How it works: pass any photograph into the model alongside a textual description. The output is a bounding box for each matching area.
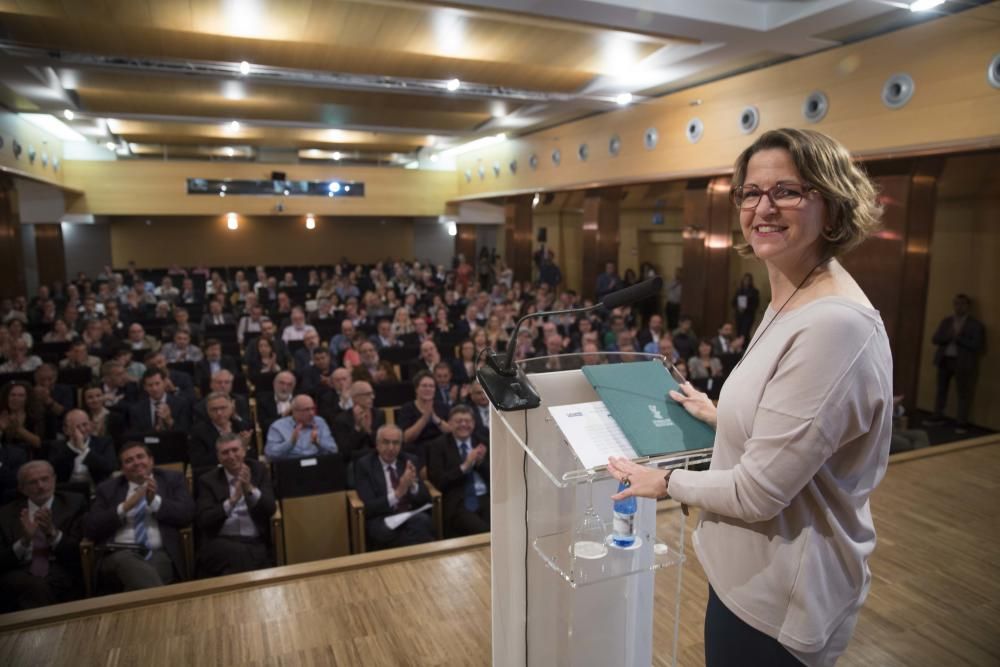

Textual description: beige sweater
[668,297,893,666]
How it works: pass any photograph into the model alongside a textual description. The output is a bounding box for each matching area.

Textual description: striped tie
[133,496,153,560]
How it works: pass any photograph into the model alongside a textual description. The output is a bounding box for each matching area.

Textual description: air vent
[686,118,703,144]
[738,106,759,134]
[882,73,915,109]
[802,91,829,123]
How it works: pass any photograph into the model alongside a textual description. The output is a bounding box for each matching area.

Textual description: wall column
[582,188,621,302]
[843,157,942,414]
[34,223,67,288]
[455,223,477,266]
[0,175,26,299]
[680,176,733,337]
[504,195,533,284]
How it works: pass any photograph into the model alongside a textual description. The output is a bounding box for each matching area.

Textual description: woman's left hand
[608,457,668,500]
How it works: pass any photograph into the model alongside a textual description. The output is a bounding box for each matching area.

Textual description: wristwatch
[660,469,673,499]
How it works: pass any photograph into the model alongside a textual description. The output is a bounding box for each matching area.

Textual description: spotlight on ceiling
[615,92,633,106]
[910,0,944,10]
[226,213,239,230]
[329,182,342,193]
[305,214,316,230]
[229,120,240,131]
[63,109,75,120]
[446,78,461,92]
[239,60,251,75]
[332,151,342,161]
[105,141,117,151]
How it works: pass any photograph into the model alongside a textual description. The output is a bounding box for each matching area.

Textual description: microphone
[476,276,663,411]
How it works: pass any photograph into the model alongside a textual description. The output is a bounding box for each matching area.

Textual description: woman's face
[461,342,475,360]
[739,148,826,268]
[699,341,712,357]
[417,378,436,400]
[8,385,27,410]
[84,388,104,412]
[257,338,273,356]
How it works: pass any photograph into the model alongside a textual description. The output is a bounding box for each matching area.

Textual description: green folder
[581,360,716,457]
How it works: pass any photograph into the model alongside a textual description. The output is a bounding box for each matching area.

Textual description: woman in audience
[7,319,32,350]
[483,314,509,350]
[249,337,283,375]
[397,371,452,466]
[452,340,478,387]
[688,338,724,380]
[392,307,415,337]
[0,381,43,450]
[471,329,490,359]
[433,307,451,335]
[42,319,76,343]
[82,384,124,447]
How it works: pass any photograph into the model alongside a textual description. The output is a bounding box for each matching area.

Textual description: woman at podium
[609,129,892,667]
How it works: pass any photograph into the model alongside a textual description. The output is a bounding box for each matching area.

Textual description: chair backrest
[127,431,189,465]
[280,490,352,564]
[34,341,71,363]
[379,345,419,365]
[0,371,35,387]
[270,453,347,498]
[58,366,94,388]
[373,382,415,408]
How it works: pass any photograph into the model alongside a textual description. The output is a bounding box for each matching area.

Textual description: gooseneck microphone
[477,276,663,411]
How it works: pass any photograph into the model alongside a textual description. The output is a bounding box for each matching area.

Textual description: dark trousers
[197,535,272,577]
[934,357,975,425]
[705,586,803,667]
[448,494,490,537]
[99,548,175,591]
[366,511,435,550]
[0,562,79,611]
[666,302,681,331]
[735,312,755,341]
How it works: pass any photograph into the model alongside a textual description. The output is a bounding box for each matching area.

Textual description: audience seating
[346,481,444,554]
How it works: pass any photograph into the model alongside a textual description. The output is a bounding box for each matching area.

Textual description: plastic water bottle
[612,481,637,548]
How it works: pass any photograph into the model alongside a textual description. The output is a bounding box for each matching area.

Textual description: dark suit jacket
[84,468,195,574]
[355,452,430,523]
[193,356,241,394]
[195,460,275,547]
[48,436,117,486]
[467,400,490,445]
[255,392,291,436]
[932,315,986,372]
[193,393,251,426]
[127,394,192,433]
[188,417,254,474]
[200,313,235,329]
[40,383,77,440]
[0,444,30,505]
[332,408,386,462]
[0,491,86,574]
[426,434,489,526]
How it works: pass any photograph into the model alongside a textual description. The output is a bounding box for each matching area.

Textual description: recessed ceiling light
[329,182,341,193]
[19,113,86,141]
[430,154,439,163]
[446,78,461,92]
[63,109,75,120]
[105,141,116,151]
[283,189,290,196]
[332,151,342,161]
[910,0,944,10]
[229,120,240,130]
[225,147,235,157]
[305,215,316,230]
[227,213,238,230]
[615,92,633,106]
[239,60,251,75]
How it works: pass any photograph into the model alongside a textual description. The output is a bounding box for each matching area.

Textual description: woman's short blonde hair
[731,128,881,258]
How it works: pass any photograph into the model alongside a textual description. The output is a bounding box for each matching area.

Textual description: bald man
[331,381,386,462]
[0,461,86,610]
[264,394,338,461]
[48,409,116,492]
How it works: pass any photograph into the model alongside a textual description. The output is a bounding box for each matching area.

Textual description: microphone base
[476,365,542,412]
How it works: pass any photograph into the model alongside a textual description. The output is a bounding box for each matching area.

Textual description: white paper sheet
[548,401,637,470]
[384,503,433,530]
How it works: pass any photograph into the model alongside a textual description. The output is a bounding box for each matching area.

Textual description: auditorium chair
[271,454,355,563]
[346,481,444,553]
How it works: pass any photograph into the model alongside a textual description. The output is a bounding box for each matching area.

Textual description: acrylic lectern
[489,353,711,667]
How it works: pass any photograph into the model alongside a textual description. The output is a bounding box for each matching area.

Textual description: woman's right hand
[668,383,717,428]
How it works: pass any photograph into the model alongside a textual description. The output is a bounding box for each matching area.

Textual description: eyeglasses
[730,182,814,210]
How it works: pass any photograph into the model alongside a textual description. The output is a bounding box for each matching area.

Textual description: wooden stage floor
[1,439,998,666]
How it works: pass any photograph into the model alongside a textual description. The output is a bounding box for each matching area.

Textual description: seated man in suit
[355,424,434,550]
[161,329,203,364]
[59,340,101,379]
[433,361,459,410]
[192,338,241,396]
[143,350,195,399]
[466,381,491,445]
[255,370,296,435]
[48,409,116,493]
[331,381,385,463]
[298,347,337,401]
[291,328,323,371]
[127,368,192,434]
[195,432,276,576]
[84,442,195,591]
[317,367,354,425]
[193,369,251,425]
[0,461,86,610]
[426,405,489,537]
[408,339,441,379]
[200,299,234,329]
[264,394,338,461]
[189,392,253,476]
[97,360,140,410]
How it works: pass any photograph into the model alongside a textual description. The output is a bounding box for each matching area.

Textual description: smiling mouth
[753,224,787,233]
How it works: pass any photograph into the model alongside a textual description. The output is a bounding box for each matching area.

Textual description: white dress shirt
[11,496,63,562]
[114,481,163,549]
[220,470,261,538]
[382,459,418,509]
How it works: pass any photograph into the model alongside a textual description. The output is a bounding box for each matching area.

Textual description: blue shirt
[265,416,338,460]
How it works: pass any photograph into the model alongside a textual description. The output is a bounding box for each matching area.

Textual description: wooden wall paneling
[0,176,26,299]
[680,179,710,334]
[455,223,477,264]
[63,160,457,217]
[33,223,66,288]
[581,188,621,302]
[702,177,734,337]
[503,195,533,284]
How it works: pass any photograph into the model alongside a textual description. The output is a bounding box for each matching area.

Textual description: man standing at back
[929,293,986,432]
